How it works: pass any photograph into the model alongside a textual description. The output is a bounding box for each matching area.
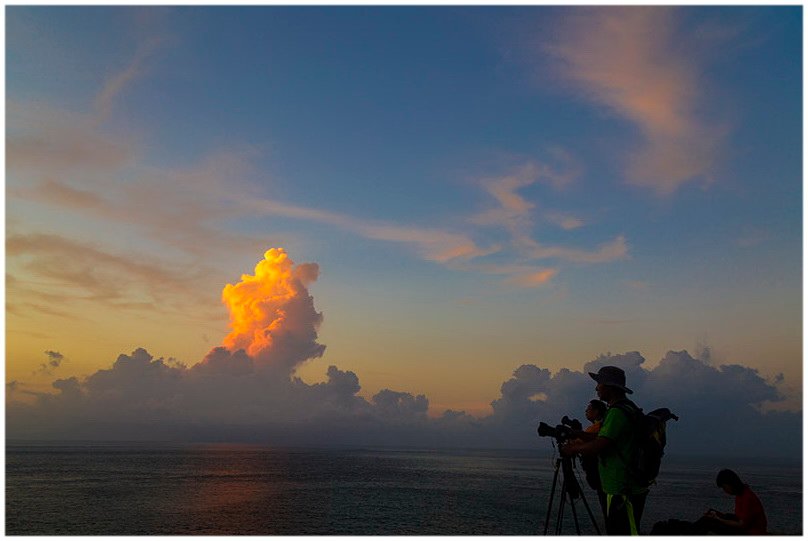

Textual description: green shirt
[597,403,645,495]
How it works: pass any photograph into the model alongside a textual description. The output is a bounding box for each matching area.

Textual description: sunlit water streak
[6,442,801,535]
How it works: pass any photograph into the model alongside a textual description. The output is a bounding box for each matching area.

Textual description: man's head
[589,365,632,403]
[586,399,607,422]
[716,469,745,495]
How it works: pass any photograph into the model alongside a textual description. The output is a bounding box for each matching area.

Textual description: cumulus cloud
[221,248,326,371]
[544,7,726,195]
[35,350,65,376]
[8,346,429,444]
[372,389,429,421]
[484,349,797,455]
[7,345,798,459]
[5,247,797,457]
[490,364,551,422]
[45,350,64,364]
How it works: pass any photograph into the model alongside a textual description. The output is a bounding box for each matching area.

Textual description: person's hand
[704,509,718,519]
[559,442,578,457]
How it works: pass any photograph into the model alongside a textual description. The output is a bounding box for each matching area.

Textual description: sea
[5,442,802,535]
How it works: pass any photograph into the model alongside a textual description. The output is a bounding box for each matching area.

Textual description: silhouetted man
[562,366,647,535]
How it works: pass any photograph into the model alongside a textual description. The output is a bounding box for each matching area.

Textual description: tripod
[542,455,602,535]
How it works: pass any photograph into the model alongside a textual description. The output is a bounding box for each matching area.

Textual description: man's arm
[561,435,612,457]
[568,430,598,442]
[704,510,744,531]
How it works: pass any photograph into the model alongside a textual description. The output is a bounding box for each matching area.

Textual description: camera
[561,415,583,431]
[537,416,583,442]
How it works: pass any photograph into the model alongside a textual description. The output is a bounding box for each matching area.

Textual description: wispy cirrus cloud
[520,234,627,264]
[246,199,498,264]
[503,269,558,287]
[471,162,627,267]
[7,30,164,174]
[7,30,624,301]
[9,99,618,297]
[472,155,583,231]
[6,101,133,174]
[8,139,277,260]
[472,163,538,229]
[94,37,164,123]
[5,233,221,321]
[735,227,771,248]
[451,261,559,289]
[544,7,725,195]
[543,211,584,231]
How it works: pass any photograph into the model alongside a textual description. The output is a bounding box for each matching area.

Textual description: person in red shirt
[696,469,768,535]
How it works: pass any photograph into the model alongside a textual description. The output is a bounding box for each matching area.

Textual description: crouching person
[693,469,768,535]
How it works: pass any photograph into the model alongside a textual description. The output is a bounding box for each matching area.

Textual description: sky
[5,6,802,458]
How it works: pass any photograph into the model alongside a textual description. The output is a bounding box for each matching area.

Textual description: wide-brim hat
[589,365,633,394]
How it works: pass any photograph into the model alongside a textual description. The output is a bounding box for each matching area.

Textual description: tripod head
[537,415,583,445]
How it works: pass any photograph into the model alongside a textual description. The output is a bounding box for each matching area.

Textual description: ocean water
[5,442,802,535]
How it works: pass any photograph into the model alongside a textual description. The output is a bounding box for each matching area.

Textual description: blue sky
[6,6,802,421]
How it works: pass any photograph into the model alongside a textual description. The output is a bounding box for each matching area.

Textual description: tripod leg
[555,476,567,535]
[567,481,582,535]
[543,460,561,535]
[577,487,602,535]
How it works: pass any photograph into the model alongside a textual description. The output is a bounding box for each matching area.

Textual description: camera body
[537,416,583,442]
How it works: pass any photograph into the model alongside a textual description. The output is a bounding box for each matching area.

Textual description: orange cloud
[504,268,558,287]
[221,248,325,370]
[472,157,581,229]
[451,261,560,288]
[543,211,585,230]
[522,234,628,264]
[471,162,622,265]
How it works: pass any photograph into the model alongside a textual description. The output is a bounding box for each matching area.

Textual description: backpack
[612,400,679,487]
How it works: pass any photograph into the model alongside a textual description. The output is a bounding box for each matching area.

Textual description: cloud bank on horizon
[7,249,798,460]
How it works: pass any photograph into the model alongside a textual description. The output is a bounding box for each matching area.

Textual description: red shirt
[585,420,602,434]
[735,485,767,535]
